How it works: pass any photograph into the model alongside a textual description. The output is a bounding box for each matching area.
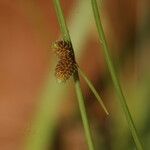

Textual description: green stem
[78,67,109,115]
[91,0,143,149]
[53,0,70,41]
[73,72,95,150]
[53,0,95,149]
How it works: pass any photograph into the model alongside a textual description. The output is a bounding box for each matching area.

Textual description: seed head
[55,59,77,83]
[52,40,74,59]
[52,40,77,82]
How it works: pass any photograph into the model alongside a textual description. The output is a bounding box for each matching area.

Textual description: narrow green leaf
[90,0,144,149]
[78,67,109,115]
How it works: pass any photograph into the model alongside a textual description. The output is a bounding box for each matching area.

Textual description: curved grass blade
[90,0,144,149]
[78,67,109,115]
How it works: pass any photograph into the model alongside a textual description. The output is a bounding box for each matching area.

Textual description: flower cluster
[52,40,77,82]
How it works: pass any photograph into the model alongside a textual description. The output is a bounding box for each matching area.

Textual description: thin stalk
[90,0,143,149]
[78,67,109,115]
[53,0,95,149]
[73,72,95,150]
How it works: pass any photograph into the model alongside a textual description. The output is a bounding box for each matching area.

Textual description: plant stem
[73,72,95,150]
[53,0,95,149]
[53,0,70,41]
[90,0,143,149]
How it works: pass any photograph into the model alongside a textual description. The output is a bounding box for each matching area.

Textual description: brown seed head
[52,40,74,59]
[55,59,77,83]
[52,40,77,82]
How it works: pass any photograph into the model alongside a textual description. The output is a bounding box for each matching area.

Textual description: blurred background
[0,0,149,150]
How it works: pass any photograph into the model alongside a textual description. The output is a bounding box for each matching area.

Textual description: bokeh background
[0,0,150,150]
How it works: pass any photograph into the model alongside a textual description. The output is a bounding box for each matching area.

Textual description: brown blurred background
[0,0,149,150]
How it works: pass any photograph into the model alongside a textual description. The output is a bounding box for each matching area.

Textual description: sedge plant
[53,0,109,149]
[24,1,96,150]
[53,0,95,149]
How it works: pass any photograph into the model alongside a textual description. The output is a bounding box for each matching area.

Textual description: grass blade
[78,67,109,115]
[90,0,144,149]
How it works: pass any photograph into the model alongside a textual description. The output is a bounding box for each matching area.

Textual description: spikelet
[52,40,74,59]
[55,59,77,83]
[52,40,77,83]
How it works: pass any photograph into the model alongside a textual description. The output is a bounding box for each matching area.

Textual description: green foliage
[90,0,143,149]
